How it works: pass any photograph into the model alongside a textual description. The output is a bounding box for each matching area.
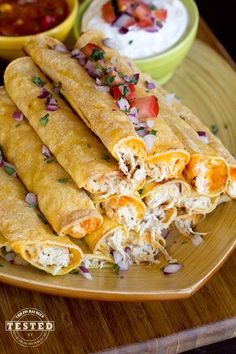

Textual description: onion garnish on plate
[163,262,183,275]
[12,110,24,121]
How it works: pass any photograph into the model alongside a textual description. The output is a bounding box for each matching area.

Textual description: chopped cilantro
[70,269,79,274]
[211,124,219,135]
[150,4,157,10]
[128,40,133,45]
[118,71,125,79]
[138,188,143,195]
[4,166,15,176]
[87,143,92,148]
[224,124,228,129]
[58,178,68,184]
[90,49,104,61]
[46,157,55,164]
[15,123,21,127]
[103,154,111,161]
[0,145,3,160]
[150,129,157,136]
[38,213,48,224]
[114,264,120,274]
[95,63,106,75]
[32,76,45,87]
[123,85,130,97]
[0,264,3,267]
[39,114,49,126]
[104,75,115,86]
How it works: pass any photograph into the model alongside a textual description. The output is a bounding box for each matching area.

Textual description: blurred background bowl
[74,0,199,85]
[0,0,78,61]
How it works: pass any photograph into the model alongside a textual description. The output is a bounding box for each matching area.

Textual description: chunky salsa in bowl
[0,0,69,37]
[0,0,78,60]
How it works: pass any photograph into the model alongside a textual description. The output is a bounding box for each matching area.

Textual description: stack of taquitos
[77,31,229,198]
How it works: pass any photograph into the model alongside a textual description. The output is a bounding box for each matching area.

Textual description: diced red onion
[103,38,116,49]
[5,252,16,262]
[146,82,156,90]
[85,60,97,77]
[46,97,59,111]
[12,110,23,121]
[96,78,102,86]
[129,107,138,118]
[112,12,132,28]
[95,85,110,93]
[119,27,129,34]
[156,21,163,28]
[106,66,116,73]
[38,87,51,99]
[137,129,148,137]
[146,26,159,33]
[197,131,209,144]
[142,134,156,152]
[192,234,203,246]
[119,258,130,271]
[124,73,139,84]
[53,85,61,94]
[25,193,37,207]
[163,262,183,275]
[53,44,68,53]
[79,266,93,280]
[113,251,123,264]
[161,228,169,239]
[117,97,130,111]
[71,49,86,66]
[124,246,131,255]
[42,145,52,158]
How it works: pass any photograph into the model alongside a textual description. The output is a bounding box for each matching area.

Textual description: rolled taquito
[23,36,147,179]
[93,194,146,230]
[0,87,103,238]
[85,217,128,257]
[75,30,190,182]
[141,179,191,210]
[4,58,145,197]
[0,167,83,275]
[158,91,236,199]
[78,31,229,197]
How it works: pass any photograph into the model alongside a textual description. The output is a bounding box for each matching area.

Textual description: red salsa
[0,0,68,36]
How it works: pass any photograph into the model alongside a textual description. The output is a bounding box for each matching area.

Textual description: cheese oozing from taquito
[158,89,236,200]
[0,87,103,238]
[23,36,147,180]
[75,30,190,182]
[93,194,146,230]
[0,167,83,275]
[4,58,146,198]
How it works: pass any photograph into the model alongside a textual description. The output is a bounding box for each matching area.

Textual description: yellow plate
[0,40,235,301]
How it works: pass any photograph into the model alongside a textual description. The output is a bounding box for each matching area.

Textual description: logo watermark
[5,308,54,347]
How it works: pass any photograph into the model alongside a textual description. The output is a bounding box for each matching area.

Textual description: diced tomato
[102,2,116,24]
[133,2,152,27]
[154,9,167,21]
[110,84,136,100]
[138,17,153,28]
[130,96,159,121]
[110,86,122,100]
[127,84,136,100]
[80,43,104,59]
[117,0,134,12]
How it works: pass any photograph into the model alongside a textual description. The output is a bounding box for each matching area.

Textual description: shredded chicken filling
[102,202,140,230]
[116,146,146,180]
[145,184,181,210]
[146,157,181,182]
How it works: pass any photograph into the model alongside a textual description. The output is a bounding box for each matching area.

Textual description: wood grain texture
[0,17,235,354]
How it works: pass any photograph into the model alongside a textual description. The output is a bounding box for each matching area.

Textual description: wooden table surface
[0,18,236,354]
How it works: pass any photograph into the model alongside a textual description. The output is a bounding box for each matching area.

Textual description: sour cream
[82,0,188,59]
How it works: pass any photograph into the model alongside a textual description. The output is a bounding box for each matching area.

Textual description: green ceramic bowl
[74,0,199,84]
